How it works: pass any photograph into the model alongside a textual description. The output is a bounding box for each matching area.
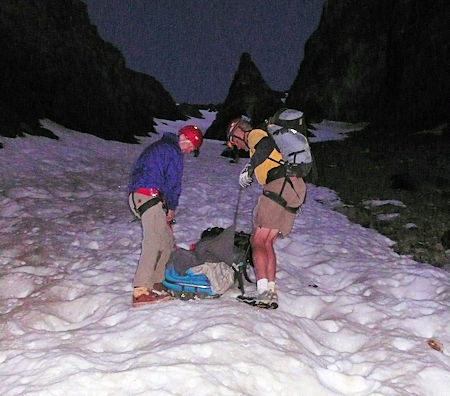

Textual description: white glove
[239,163,253,188]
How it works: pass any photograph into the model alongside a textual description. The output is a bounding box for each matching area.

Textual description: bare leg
[251,227,279,282]
[265,229,279,281]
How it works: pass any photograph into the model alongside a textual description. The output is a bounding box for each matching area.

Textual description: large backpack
[266,108,313,179]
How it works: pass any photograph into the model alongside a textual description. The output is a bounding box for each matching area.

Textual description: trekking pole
[232,186,248,295]
[232,186,243,229]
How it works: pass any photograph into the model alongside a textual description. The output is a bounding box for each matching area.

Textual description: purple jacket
[128,133,183,210]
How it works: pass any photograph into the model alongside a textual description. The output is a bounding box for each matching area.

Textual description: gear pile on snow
[163,226,253,300]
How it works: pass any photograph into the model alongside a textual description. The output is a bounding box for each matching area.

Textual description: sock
[133,286,149,298]
[257,278,268,294]
[268,281,276,291]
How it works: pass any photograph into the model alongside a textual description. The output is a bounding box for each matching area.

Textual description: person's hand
[166,209,175,224]
[239,163,253,188]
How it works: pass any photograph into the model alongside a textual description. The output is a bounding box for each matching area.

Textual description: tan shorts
[253,177,306,236]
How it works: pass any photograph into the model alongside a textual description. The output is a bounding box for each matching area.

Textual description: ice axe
[231,186,254,295]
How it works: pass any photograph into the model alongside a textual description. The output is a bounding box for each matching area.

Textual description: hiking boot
[152,282,165,292]
[255,290,271,306]
[255,290,278,309]
[236,290,278,309]
[132,287,171,307]
[268,289,278,309]
[151,282,171,298]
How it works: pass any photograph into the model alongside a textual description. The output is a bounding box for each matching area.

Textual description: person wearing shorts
[227,118,306,306]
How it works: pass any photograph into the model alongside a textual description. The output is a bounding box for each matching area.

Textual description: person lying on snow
[227,118,307,308]
[128,125,203,307]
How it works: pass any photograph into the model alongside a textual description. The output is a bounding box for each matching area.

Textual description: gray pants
[129,193,175,289]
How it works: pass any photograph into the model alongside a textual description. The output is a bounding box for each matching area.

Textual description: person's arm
[163,150,183,211]
[249,136,277,173]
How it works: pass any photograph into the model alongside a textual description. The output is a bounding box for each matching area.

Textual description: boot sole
[132,295,172,307]
[237,295,278,309]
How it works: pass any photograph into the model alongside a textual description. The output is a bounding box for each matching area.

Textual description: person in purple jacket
[128,125,203,307]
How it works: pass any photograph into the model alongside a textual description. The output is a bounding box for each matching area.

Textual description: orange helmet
[178,125,203,150]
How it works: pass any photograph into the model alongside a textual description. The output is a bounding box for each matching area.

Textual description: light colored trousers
[129,193,175,289]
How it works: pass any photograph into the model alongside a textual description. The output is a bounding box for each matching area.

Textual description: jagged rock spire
[205,52,282,140]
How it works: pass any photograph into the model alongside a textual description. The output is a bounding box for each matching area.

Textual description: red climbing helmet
[178,125,203,150]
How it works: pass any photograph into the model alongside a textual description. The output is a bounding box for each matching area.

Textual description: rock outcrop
[204,53,283,141]
[0,0,184,142]
[287,0,450,131]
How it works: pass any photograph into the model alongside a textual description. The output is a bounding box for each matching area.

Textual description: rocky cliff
[287,0,449,131]
[0,0,183,142]
[204,52,283,141]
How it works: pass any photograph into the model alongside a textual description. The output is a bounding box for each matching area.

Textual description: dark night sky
[82,0,324,104]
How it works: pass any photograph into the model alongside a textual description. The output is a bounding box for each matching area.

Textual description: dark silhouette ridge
[0,0,184,142]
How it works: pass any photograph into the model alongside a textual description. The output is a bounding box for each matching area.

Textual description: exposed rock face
[287,0,450,130]
[0,0,183,142]
[204,53,283,141]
